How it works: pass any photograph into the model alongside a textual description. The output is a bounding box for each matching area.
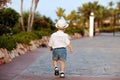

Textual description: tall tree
[108,1,114,26]
[109,1,114,9]
[78,3,88,27]
[78,2,97,27]
[56,7,65,19]
[27,0,39,32]
[116,2,120,16]
[27,0,34,32]
[95,6,106,27]
[20,0,25,32]
[0,8,20,35]
[78,1,106,27]
[65,10,76,21]
[30,0,39,31]
[117,2,120,11]
[116,2,120,26]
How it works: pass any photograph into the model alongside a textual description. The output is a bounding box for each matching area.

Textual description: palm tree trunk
[27,0,34,32]
[20,0,25,32]
[29,0,39,31]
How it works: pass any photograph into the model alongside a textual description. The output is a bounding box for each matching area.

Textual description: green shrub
[99,27,113,32]
[99,26,120,33]
[12,24,22,34]
[0,35,17,51]
[37,30,51,36]
[75,27,85,36]
[32,31,42,39]
[13,32,39,44]
[65,28,74,35]
[114,27,120,32]
[33,30,52,37]
[65,27,85,36]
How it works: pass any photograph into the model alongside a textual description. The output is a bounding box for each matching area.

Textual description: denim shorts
[52,47,67,61]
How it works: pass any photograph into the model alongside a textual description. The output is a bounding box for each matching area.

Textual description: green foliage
[33,15,55,31]
[13,32,39,44]
[32,31,42,39]
[0,30,53,51]
[0,8,20,35]
[65,10,76,20]
[21,11,29,31]
[21,11,54,32]
[99,27,113,32]
[0,25,11,35]
[115,27,120,32]
[99,26,120,32]
[12,24,22,34]
[65,27,85,36]
[75,27,85,36]
[0,8,20,27]
[33,30,50,38]
[56,7,65,19]
[0,35,17,51]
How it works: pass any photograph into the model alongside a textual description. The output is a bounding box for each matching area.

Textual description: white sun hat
[55,17,69,29]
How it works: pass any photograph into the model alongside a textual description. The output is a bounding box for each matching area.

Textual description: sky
[8,0,120,21]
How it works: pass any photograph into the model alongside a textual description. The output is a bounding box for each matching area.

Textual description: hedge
[13,32,39,45]
[65,27,85,36]
[0,30,53,51]
[0,35,17,51]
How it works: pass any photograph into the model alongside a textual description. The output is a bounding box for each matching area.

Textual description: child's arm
[49,46,53,51]
[67,44,73,53]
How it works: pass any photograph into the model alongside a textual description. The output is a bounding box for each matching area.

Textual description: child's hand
[70,48,73,54]
[68,44,73,54]
[49,47,53,51]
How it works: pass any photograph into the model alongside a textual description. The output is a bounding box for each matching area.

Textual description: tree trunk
[27,0,34,32]
[29,0,39,31]
[27,0,39,32]
[20,0,25,32]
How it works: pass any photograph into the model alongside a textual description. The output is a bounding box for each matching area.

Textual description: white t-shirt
[48,30,70,49]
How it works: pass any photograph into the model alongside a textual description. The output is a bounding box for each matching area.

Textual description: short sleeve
[48,36,53,47]
[65,35,70,46]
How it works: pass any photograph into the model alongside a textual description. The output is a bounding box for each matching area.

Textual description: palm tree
[20,0,25,32]
[95,6,107,27]
[78,1,101,27]
[65,10,76,21]
[117,2,120,11]
[109,1,114,9]
[78,1,108,28]
[29,0,39,31]
[27,0,34,32]
[78,3,89,27]
[56,7,65,19]
[27,0,39,32]
[108,1,114,26]
[116,2,120,26]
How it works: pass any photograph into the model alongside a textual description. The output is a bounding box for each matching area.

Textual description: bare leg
[60,61,65,72]
[53,60,58,67]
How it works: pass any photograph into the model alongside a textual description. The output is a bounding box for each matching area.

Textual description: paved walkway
[0,33,120,80]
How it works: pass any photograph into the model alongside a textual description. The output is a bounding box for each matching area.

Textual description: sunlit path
[0,33,120,80]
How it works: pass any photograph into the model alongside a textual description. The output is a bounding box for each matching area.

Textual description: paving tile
[1,33,120,80]
[13,74,120,80]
